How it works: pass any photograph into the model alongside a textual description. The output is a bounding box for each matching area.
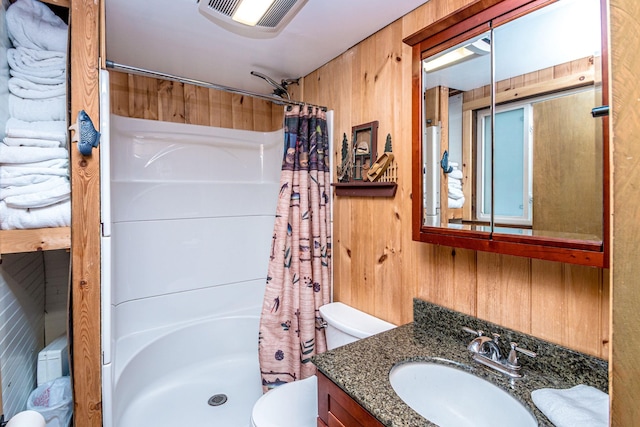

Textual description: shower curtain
[259,105,332,390]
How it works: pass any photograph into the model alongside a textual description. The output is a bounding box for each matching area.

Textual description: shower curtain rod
[105,60,327,111]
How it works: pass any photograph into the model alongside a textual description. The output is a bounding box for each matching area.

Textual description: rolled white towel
[0,171,64,188]
[0,175,67,199]
[0,199,70,230]
[10,68,65,85]
[7,47,66,78]
[2,157,68,170]
[8,77,66,99]
[5,118,67,144]
[9,94,66,122]
[531,385,609,427]
[5,181,70,208]
[3,136,62,148]
[0,143,68,164]
[6,0,68,53]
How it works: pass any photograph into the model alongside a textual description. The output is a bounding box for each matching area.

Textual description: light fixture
[232,0,276,26]
[423,38,491,73]
[198,0,308,39]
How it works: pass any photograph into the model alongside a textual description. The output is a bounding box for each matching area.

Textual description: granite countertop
[312,299,608,427]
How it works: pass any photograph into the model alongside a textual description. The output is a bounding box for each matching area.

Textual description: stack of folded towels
[447,162,465,209]
[1,0,70,230]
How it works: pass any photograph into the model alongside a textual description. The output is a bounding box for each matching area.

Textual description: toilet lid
[251,375,318,427]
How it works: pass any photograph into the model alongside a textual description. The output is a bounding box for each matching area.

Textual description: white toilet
[250,302,396,427]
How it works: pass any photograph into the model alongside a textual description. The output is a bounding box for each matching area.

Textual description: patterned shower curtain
[258,105,332,391]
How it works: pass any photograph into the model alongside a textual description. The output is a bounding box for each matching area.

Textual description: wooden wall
[610,0,640,424]
[109,71,283,131]
[290,0,609,359]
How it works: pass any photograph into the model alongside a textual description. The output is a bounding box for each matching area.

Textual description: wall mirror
[406,0,608,267]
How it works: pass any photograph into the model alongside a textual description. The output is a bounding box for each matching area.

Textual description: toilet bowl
[250,302,395,427]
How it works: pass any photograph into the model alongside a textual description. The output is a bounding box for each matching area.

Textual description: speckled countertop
[312,299,608,427]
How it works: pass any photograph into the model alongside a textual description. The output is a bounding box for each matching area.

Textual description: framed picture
[351,121,378,180]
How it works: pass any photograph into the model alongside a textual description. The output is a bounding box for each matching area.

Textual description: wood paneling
[109,71,283,132]
[69,0,102,425]
[0,253,45,420]
[297,0,609,357]
[610,0,640,424]
[533,89,603,239]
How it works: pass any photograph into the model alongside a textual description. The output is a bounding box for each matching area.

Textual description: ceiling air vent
[198,0,308,38]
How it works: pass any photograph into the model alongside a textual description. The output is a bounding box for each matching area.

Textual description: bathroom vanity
[312,299,608,427]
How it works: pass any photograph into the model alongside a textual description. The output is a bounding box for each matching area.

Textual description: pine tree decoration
[384,133,393,153]
[341,133,349,162]
[338,133,352,182]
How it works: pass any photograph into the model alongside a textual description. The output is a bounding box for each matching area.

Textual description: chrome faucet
[463,327,536,378]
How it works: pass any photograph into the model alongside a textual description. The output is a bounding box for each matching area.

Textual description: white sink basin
[389,362,537,427]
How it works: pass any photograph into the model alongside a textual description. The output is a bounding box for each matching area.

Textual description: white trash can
[26,376,73,427]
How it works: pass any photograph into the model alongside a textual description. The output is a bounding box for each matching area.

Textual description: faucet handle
[492,332,500,343]
[511,342,537,358]
[462,326,483,336]
[507,342,537,367]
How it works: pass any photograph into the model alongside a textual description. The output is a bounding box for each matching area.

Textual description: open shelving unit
[0,0,72,255]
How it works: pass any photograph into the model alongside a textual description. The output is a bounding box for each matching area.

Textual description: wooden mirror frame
[404,0,610,268]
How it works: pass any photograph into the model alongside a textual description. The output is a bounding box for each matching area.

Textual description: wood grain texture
[109,72,283,132]
[533,89,603,239]
[296,0,608,357]
[0,228,70,254]
[40,0,70,7]
[69,0,102,425]
[317,371,385,427]
[610,0,640,424]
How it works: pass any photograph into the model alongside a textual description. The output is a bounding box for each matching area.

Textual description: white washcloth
[0,175,66,198]
[5,181,70,208]
[5,118,67,144]
[8,77,66,99]
[531,385,609,427]
[0,143,68,164]
[0,199,70,230]
[9,94,66,122]
[7,47,66,78]
[3,137,62,148]
[6,0,68,52]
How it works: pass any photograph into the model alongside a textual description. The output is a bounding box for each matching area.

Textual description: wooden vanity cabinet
[317,371,385,427]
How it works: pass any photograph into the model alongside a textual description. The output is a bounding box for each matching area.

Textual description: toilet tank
[319,302,395,350]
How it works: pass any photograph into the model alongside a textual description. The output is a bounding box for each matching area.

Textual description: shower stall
[99,70,290,427]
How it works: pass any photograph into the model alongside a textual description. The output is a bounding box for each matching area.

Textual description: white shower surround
[101,110,283,427]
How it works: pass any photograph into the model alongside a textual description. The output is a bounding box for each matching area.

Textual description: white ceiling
[105,0,428,97]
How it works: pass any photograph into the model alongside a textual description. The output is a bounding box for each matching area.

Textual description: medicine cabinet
[405,0,609,267]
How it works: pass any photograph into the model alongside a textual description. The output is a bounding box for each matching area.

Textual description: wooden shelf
[0,227,71,255]
[332,182,397,197]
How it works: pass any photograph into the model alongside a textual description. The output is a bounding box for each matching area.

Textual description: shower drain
[208,394,228,406]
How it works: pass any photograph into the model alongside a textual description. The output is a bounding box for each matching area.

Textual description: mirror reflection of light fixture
[423,38,491,72]
[232,0,276,26]
[199,0,308,38]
